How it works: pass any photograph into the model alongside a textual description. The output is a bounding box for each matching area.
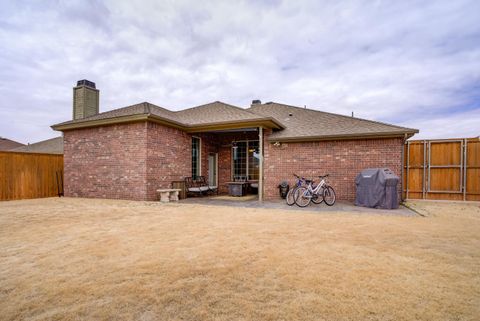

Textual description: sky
[0,0,479,144]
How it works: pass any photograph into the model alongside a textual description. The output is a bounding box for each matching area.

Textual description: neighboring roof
[51,100,418,141]
[249,102,418,141]
[51,101,283,132]
[11,136,63,154]
[0,137,24,151]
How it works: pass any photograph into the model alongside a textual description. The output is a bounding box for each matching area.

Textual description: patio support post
[259,126,264,202]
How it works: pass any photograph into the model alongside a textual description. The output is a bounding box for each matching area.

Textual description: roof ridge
[144,102,179,114]
[34,136,62,142]
[176,100,259,117]
[252,101,417,132]
[215,101,264,116]
[174,101,219,113]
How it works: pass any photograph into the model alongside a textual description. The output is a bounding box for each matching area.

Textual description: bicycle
[285,174,306,206]
[294,174,336,207]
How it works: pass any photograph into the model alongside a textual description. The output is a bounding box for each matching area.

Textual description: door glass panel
[208,154,216,186]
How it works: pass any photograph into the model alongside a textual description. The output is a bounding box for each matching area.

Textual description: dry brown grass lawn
[0,198,479,321]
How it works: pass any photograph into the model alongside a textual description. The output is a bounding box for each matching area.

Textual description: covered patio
[187,125,266,200]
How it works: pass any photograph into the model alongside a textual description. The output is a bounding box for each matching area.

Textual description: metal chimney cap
[76,79,96,88]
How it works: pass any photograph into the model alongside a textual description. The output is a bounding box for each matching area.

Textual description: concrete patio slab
[180,196,417,216]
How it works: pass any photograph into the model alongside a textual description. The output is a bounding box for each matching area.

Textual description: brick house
[52,80,418,202]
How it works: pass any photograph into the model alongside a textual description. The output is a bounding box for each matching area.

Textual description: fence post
[464,139,467,201]
[423,140,426,199]
[406,141,410,200]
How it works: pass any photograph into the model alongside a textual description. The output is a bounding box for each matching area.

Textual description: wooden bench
[156,189,181,202]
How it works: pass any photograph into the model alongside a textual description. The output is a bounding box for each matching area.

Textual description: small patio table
[226,181,250,197]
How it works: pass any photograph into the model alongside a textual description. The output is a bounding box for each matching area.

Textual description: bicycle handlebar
[293,173,305,180]
[294,173,328,180]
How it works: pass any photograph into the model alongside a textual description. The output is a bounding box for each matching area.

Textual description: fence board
[466,140,480,201]
[0,151,63,201]
[430,141,461,166]
[403,138,480,201]
[430,168,461,191]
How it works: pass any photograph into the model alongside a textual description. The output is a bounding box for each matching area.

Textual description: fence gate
[403,137,480,201]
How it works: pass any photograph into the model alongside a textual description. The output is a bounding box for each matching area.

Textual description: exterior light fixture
[232,141,238,160]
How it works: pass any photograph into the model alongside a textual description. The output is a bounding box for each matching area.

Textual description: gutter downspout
[259,126,264,202]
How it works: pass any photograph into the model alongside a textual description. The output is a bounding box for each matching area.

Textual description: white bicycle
[294,174,336,207]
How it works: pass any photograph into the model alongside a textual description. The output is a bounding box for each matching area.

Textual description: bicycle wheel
[286,187,297,206]
[311,187,324,204]
[323,186,336,206]
[294,187,311,207]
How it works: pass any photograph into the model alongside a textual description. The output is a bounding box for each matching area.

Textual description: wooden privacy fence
[0,151,64,201]
[403,137,480,201]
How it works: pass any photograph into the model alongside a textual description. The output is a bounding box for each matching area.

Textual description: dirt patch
[0,198,479,321]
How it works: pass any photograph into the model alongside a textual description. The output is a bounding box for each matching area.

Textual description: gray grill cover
[355,168,399,209]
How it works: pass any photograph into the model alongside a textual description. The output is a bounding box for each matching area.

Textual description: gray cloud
[0,0,479,143]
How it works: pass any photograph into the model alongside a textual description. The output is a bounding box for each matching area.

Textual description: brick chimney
[73,79,99,120]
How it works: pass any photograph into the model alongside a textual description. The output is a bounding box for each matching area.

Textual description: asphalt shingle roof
[52,100,418,140]
[249,102,417,140]
[11,136,63,154]
[0,137,24,151]
[175,101,267,125]
[54,102,181,126]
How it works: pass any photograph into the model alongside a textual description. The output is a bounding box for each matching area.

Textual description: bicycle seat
[305,179,314,184]
[318,174,329,178]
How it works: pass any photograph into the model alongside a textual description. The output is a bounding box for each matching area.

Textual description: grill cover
[355,168,399,209]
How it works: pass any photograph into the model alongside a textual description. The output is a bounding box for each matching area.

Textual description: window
[192,137,200,179]
[232,140,259,180]
[233,142,247,179]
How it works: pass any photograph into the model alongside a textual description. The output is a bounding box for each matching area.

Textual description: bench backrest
[185,176,208,188]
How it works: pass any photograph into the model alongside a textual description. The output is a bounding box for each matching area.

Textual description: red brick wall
[146,122,191,200]
[64,121,194,201]
[263,137,404,201]
[64,121,403,202]
[63,122,148,200]
[217,144,231,194]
